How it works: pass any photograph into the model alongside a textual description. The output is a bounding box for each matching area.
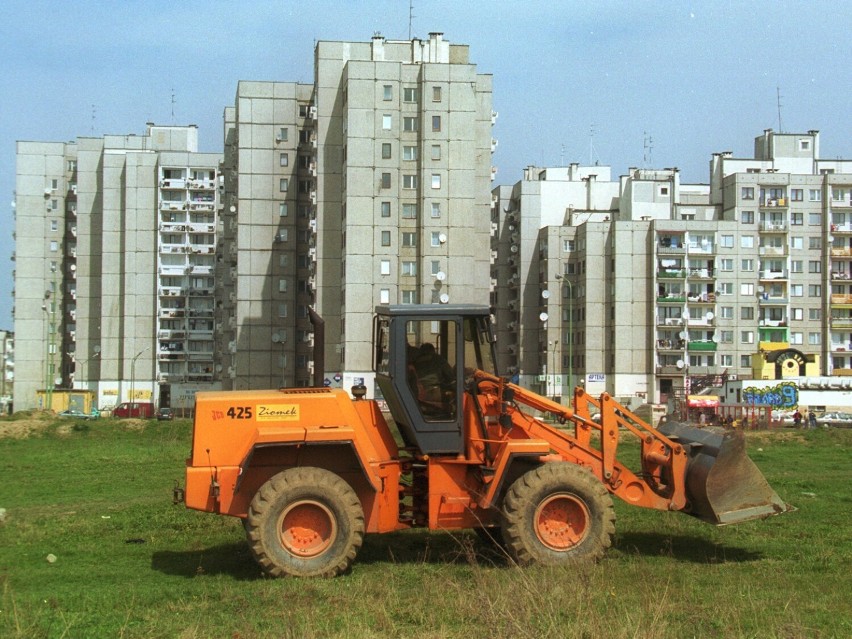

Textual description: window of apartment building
[380,201,391,218]
[401,290,417,304]
[719,282,733,295]
[431,202,441,218]
[809,189,821,202]
[381,173,391,189]
[799,139,810,151]
[741,235,754,249]
[809,212,822,225]
[431,232,441,247]
[402,261,417,276]
[791,308,803,321]
[299,129,311,144]
[298,180,311,194]
[279,178,289,192]
[720,306,733,319]
[741,283,754,296]
[278,279,288,293]
[720,354,733,367]
[680,213,694,221]
[380,288,390,304]
[278,303,288,318]
[808,237,821,250]
[382,115,392,130]
[380,260,391,275]
[279,153,289,167]
[299,104,310,118]
[431,174,441,189]
[403,146,417,161]
[791,284,803,297]
[298,205,311,218]
[809,260,822,273]
[791,212,803,225]
[431,260,441,276]
[431,144,441,160]
[790,236,804,250]
[297,255,310,268]
[50,199,58,210]
[740,355,751,367]
[402,232,417,247]
[720,235,733,248]
[403,87,419,102]
[808,332,821,345]
[277,127,288,142]
[809,308,821,321]
[279,203,288,217]
[833,188,849,202]
[720,330,733,343]
[741,306,754,320]
[381,143,392,159]
[741,187,755,200]
[432,86,442,102]
[790,188,803,202]
[67,160,77,172]
[403,117,419,132]
[381,231,392,247]
[809,284,822,297]
[402,203,417,219]
[280,254,289,268]
[741,258,753,271]
[50,240,58,252]
[719,258,733,271]
[50,261,57,272]
[563,239,576,252]
[274,229,289,242]
[50,219,58,232]
[403,175,417,189]
[383,85,393,101]
[741,331,754,344]
[741,211,754,224]
[297,230,311,243]
[298,155,311,170]
[432,116,442,132]
[790,332,804,345]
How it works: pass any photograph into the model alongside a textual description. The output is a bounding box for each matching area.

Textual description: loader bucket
[658,422,791,525]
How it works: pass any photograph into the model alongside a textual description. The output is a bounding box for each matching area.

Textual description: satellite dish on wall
[439,293,450,304]
[676,360,685,369]
[706,311,715,320]
[271,333,282,343]
[539,312,549,322]
[541,290,550,299]
[435,271,446,281]
[438,233,447,244]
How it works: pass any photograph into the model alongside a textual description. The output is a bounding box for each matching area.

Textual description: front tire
[246,467,365,577]
[502,463,615,566]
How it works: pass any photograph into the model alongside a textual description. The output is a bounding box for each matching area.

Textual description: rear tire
[246,467,364,577]
[502,463,615,565]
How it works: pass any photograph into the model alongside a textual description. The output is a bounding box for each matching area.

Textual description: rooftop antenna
[776,86,784,132]
[90,104,96,135]
[589,124,601,166]
[171,88,176,123]
[643,131,654,167]
[560,143,566,167]
[408,0,415,40]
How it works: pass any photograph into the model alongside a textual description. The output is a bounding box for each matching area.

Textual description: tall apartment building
[219,33,494,394]
[492,129,852,406]
[14,125,222,411]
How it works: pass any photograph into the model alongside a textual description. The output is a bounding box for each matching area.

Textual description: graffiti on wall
[742,382,799,409]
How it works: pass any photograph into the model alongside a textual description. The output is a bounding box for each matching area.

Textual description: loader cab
[374,304,498,455]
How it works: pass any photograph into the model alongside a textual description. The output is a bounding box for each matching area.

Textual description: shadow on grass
[614,532,764,563]
[151,542,264,580]
[151,530,761,579]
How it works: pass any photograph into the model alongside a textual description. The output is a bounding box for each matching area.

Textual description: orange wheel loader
[175,305,790,577]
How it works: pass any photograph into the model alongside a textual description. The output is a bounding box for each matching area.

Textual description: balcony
[658,317,684,327]
[687,292,715,304]
[158,330,186,340]
[687,341,717,352]
[831,223,852,234]
[188,265,214,275]
[687,317,716,327]
[830,342,852,352]
[759,270,788,280]
[657,294,686,303]
[759,198,787,208]
[160,243,188,254]
[687,268,715,279]
[831,293,852,305]
[831,271,852,281]
[658,269,686,279]
[656,365,685,375]
[159,287,185,297]
[158,265,187,276]
[656,339,686,351]
[830,247,852,258]
[159,223,186,233]
[758,246,788,257]
[657,243,686,255]
[687,243,715,255]
[759,221,788,232]
[758,295,788,306]
[159,308,186,319]
[758,319,788,328]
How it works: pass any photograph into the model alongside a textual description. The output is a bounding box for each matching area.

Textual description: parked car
[58,408,98,420]
[112,402,155,419]
[156,407,174,421]
[817,412,852,427]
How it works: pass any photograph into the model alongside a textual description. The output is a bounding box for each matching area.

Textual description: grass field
[1,413,850,638]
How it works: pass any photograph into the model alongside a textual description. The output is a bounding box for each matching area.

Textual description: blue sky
[1,0,849,329]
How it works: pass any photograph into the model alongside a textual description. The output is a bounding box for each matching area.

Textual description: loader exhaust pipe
[658,422,791,525]
[308,307,325,388]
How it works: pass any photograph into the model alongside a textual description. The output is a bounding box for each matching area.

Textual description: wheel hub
[534,492,590,551]
[278,500,336,557]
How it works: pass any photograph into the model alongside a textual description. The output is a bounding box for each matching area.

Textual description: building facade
[14,125,222,411]
[491,129,852,407]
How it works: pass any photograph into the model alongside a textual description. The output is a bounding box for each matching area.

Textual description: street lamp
[77,347,100,389]
[130,346,151,417]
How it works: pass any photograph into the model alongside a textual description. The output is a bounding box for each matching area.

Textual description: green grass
[1,418,850,638]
